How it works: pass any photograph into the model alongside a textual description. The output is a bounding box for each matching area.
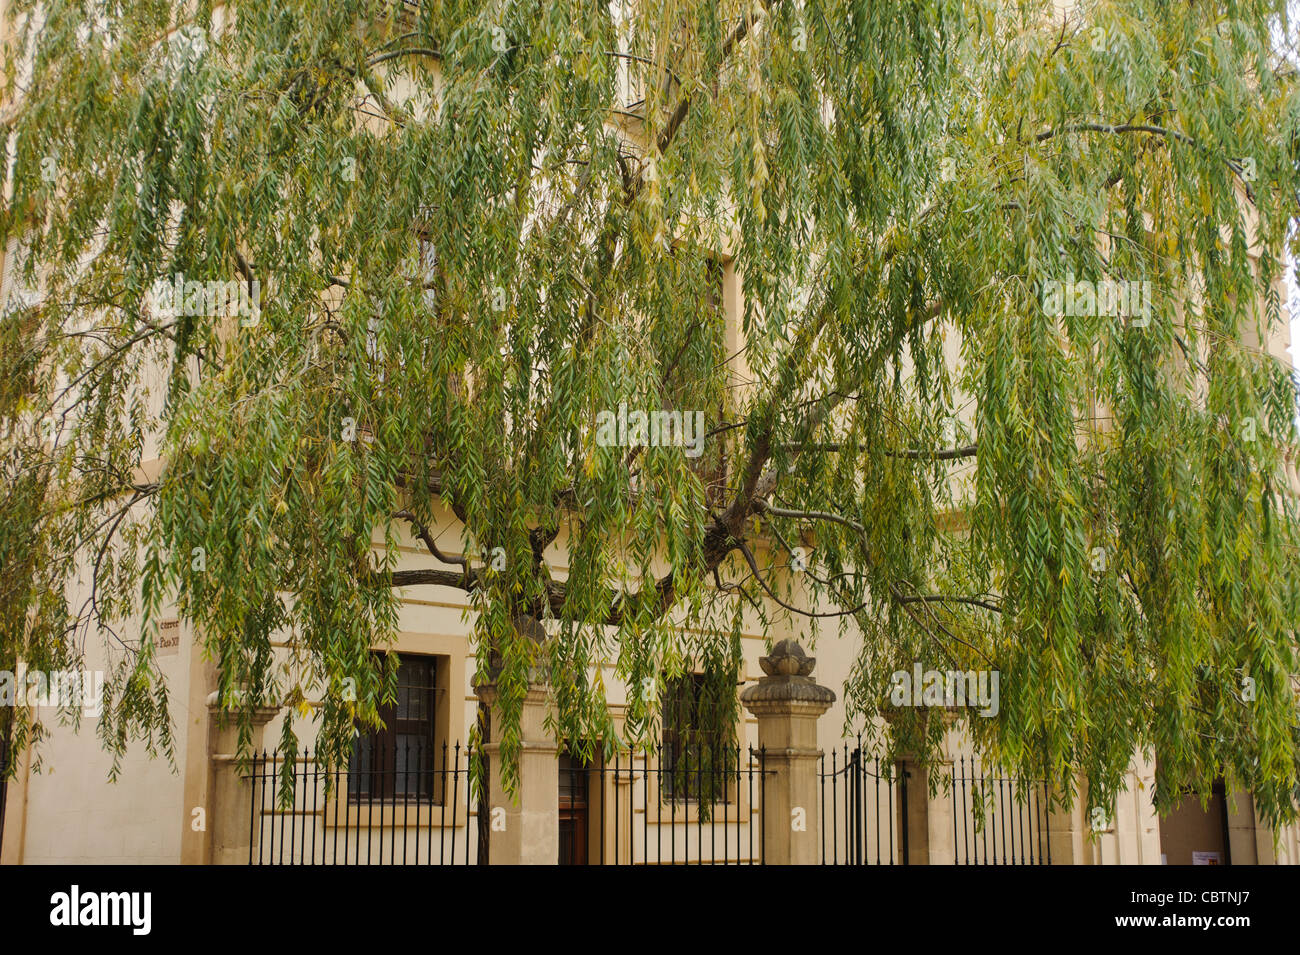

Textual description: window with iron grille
[661,671,736,803]
[348,654,444,802]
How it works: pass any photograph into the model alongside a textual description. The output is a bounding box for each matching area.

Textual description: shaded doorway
[559,754,589,864]
[1160,778,1231,865]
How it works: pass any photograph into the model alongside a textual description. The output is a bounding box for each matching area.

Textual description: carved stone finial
[741,639,836,707]
[758,638,816,678]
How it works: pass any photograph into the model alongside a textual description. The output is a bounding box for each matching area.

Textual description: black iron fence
[246,740,769,865]
[247,741,479,865]
[949,756,1052,864]
[243,736,1049,865]
[820,739,908,865]
[562,744,771,864]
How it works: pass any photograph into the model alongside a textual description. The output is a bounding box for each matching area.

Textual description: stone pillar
[740,639,835,865]
[206,694,278,865]
[925,759,956,865]
[475,680,559,865]
[892,754,958,864]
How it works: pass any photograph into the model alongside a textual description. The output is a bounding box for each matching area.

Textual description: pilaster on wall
[1258,812,1300,865]
[1045,787,1089,865]
[0,737,30,864]
[1226,791,1260,865]
[897,756,958,865]
[1084,756,1162,865]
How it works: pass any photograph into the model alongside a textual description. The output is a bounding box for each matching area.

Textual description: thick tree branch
[654,0,774,156]
[389,567,480,590]
[779,441,979,460]
[895,593,1003,614]
[1034,121,1257,202]
[392,510,466,567]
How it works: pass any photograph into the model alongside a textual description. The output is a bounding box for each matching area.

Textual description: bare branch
[391,510,466,567]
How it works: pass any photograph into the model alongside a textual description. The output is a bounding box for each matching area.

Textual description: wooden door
[558,754,589,864]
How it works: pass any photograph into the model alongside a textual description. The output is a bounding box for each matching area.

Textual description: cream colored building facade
[4,545,1300,865]
[3,260,1296,866]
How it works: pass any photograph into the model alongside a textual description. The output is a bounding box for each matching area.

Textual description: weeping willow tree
[2,0,1299,824]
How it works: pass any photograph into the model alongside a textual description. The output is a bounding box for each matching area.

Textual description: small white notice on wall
[1192,850,1224,865]
[158,619,181,656]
